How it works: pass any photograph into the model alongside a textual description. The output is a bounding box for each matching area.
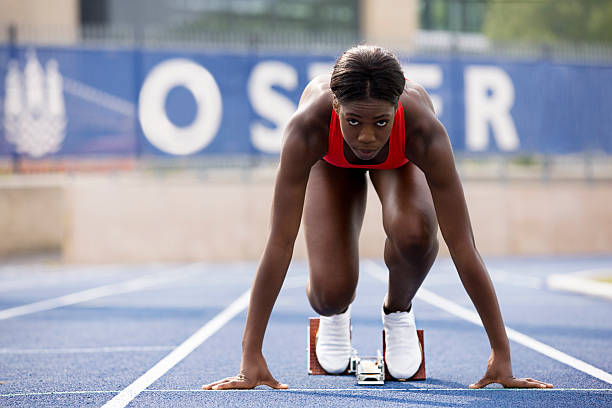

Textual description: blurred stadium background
[1,0,611,264]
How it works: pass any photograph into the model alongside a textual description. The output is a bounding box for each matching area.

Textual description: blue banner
[1,44,611,159]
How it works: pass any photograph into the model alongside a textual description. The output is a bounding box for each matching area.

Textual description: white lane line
[100,288,251,408]
[365,260,612,385]
[0,346,175,355]
[489,268,543,289]
[1,391,118,397]
[547,270,612,301]
[2,388,611,397]
[0,276,68,293]
[0,265,198,320]
[195,387,612,392]
[284,275,308,288]
[0,267,161,293]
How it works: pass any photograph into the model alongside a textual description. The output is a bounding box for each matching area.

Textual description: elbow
[266,233,298,256]
[448,240,480,270]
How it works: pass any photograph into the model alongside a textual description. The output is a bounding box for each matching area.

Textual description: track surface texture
[1,256,611,407]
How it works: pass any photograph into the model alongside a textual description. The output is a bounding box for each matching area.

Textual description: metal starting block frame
[308,317,426,385]
[351,349,385,385]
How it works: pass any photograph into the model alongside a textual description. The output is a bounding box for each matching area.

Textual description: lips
[355,149,378,159]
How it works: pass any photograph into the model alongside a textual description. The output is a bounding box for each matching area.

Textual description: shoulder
[295,73,334,129]
[281,74,333,161]
[400,81,437,125]
[400,81,449,162]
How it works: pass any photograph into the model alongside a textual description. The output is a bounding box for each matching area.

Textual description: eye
[347,119,359,126]
[376,120,389,127]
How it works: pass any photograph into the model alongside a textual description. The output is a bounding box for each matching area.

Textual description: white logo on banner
[465,66,519,151]
[138,59,222,155]
[248,61,298,154]
[3,49,67,158]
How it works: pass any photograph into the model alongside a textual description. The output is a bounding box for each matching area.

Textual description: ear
[332,97,340,114]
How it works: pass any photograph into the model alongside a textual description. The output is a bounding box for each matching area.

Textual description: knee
[307,277,356,316]
[386,213,438,261]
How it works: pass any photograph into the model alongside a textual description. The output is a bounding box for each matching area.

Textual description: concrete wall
[3,174,610,264]
[0,179,64,256]
[61,175,283,263]
[359,0,418,51]
[0,0,80,44]
[460,183,612,255]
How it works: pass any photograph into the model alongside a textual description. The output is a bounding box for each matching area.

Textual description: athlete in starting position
[203,45,553,390]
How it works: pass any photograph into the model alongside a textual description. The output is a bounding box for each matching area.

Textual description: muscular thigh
[369,162,437,250]
[304,160,367,288]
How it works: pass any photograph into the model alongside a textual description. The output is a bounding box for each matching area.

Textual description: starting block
[354,350,385,385]
[307,318,350,375]
[308,317,426,385]
[382,328,426,381]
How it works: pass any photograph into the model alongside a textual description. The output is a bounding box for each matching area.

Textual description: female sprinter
[203,45,552,390]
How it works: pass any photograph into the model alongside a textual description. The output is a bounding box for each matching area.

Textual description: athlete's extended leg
[369,162,438,379]
[304,160,367,374]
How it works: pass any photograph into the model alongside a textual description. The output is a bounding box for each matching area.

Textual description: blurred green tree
[483,0,612,44]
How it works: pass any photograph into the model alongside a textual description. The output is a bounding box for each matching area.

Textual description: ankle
[383,302,412,315]
[320,304,351,318]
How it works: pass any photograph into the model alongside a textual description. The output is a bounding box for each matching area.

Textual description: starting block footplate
[308,317,426,381]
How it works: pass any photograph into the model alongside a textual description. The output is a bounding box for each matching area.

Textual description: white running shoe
[382,305,422,379]
[315,306,352,374]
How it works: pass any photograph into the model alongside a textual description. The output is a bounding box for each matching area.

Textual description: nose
[357,127,376,144]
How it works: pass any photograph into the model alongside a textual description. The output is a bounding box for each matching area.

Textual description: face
[335,98,396,161]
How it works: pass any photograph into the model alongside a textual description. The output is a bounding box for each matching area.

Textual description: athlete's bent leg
[304,161,367,316]
[370,162,438,379]
[303,161,367,374]
[370,162,438,312]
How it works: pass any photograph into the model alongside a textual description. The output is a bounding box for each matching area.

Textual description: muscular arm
[242,115,319,353]
[404,86,551,388]
[203,78,331,390]
[405,99,510,356]
[242,77,330,354]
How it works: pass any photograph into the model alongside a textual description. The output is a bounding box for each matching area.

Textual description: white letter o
[138,59,222,155]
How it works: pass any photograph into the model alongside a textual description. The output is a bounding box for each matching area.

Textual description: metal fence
[1,24,612,181]
[5,23,612,61]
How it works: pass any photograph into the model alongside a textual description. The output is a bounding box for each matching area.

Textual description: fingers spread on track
[262,379,289,390]
[202,376,243,390]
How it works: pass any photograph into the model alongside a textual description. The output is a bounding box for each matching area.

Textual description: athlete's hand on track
[469,352,553,389]
[202,352,289,390]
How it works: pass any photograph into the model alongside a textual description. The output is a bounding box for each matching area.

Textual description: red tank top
[323,102,409,170]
